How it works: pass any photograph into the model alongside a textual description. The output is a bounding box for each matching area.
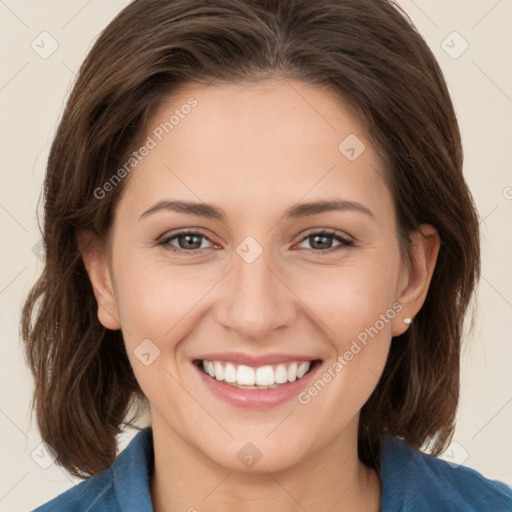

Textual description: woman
[22,0,512,510]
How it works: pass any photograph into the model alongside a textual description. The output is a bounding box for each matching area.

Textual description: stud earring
[403,317,413,325]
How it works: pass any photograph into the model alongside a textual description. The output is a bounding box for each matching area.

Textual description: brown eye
[158,231,213,253]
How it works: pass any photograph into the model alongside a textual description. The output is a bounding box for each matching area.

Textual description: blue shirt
[33,427,512,511]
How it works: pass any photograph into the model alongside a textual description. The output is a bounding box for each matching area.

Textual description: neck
[149,412,381,512]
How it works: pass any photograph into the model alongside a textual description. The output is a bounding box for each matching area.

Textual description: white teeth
[297,362,310,379]
[199,359,313,388]
[287,362,297,382]
[274,364,288,384]
[224,362,237,383]
[214,361,224,381]
[255,365,274,386]
[237,365,255,385]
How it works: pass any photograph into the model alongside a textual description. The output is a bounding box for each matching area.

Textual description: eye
[157,229,354,255]
[296,230,354,253]
[157,230,215,253]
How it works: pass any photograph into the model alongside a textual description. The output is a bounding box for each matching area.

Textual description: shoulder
[32,469,117,512]
[380,435,512,512]
[32,427,154,512]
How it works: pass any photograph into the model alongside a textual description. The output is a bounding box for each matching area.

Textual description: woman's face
[83,79,437,472]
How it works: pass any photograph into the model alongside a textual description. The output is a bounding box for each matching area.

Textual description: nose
[215,242,297,343]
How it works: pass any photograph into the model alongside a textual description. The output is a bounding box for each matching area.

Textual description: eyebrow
[138,199,375,221]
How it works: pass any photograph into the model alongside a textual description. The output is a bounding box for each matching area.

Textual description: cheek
[292,257,399,397]
[294,280,396,439]
[296,256,400,340]
[114,244,401,350]
[113,261,206,406]
[113,257,208,340]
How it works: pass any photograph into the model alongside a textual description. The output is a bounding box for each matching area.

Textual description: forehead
[117,79,393,223]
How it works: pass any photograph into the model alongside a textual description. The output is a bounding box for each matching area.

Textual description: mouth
[193,358,322,390]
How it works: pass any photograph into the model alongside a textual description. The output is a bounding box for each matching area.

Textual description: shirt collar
[112,426,155,511]
[111,427,413,511]
[379,434,415,510]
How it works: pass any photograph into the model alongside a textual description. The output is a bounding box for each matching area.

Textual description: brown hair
[21,0,480,478]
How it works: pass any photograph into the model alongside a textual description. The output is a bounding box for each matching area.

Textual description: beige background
[1,0,511,510]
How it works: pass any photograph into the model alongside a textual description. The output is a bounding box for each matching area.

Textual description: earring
[403,317,413,325]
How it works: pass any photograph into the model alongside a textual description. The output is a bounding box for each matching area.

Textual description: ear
[76,230,121,330]
[392,224,440,337]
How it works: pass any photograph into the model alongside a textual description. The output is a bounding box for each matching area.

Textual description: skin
[78,78,440,511]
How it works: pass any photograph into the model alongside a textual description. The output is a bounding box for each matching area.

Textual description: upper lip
[194,352,320,367]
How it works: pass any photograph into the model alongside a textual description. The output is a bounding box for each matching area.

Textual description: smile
[196,359,320,389]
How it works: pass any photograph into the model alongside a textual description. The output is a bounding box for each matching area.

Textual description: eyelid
[157,228,355,254]
[157,229,216,251]
[298,227,353,242]
[294,229,354,252]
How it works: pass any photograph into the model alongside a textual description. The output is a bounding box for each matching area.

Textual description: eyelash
[157,229,355,255]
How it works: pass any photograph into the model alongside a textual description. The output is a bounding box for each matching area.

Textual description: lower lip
[194,360,322,409]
